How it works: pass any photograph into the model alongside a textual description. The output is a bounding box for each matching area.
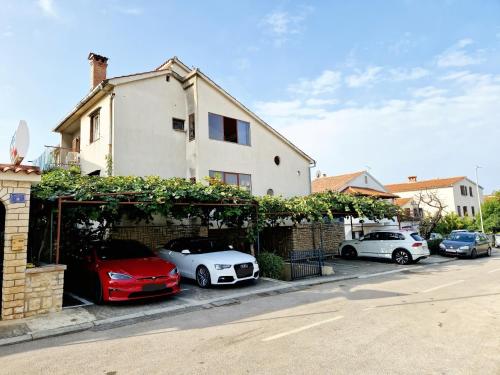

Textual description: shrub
[256,252,284,279]
[427,239,443,255]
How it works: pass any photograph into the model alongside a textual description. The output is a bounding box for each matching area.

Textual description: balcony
[32,146,80,171]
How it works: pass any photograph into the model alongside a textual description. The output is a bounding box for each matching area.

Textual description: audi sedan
[159,237,260,288]
[71,239,181,303]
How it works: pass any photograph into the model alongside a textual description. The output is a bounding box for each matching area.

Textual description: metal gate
[289,250,324,280]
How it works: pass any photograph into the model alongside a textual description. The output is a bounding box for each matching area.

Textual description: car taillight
[412,242,423,247]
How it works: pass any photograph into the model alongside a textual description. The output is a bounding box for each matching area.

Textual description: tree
[481,192,500,233]
[415,190,447,239]
[434,213,476,235]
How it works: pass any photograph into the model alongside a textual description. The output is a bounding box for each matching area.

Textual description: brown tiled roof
[395,198,412,207]
[343,186,398,199]
[385,176,465,193]
[0,164,41,175]
[312,171,364,193]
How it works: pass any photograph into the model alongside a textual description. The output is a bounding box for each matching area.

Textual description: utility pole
[475,166,485,233]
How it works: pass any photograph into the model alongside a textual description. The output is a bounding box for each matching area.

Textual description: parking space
[324,255,453,278]
[80,277,283,322]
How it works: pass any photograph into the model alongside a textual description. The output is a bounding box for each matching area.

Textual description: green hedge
[256,252,284,279]
[427,239,443,254]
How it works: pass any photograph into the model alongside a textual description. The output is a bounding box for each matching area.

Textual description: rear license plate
[142,284,165,292]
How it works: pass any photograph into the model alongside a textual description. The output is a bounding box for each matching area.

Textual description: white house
[35,53,315,197]
[312,170,399,239]
[385,176,484,218]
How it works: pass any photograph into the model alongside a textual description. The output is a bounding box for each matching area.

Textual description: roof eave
[53,80,114,133]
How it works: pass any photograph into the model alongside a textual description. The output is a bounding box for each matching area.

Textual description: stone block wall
[24,265,66,318]
[260,222,345,258]
[111,223,208,251]
[1,180,32,320]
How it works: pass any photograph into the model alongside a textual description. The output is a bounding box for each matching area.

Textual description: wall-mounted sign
[11,235,25,251]
[10,120,30,165]
[10,193,26,204]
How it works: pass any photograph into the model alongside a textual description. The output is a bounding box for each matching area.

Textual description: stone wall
[24,265,66,318]
[260,222,345,258]
[1,179,32,320]
[111,223,208,250]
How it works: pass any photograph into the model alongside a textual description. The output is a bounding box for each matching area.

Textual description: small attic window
[172,118,185,131]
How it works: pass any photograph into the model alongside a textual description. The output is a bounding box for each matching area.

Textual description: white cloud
[436,38,484,67]
[254,74,500,191]
[288,70,342,96]
[412,86,447,98]
[346,66,383,88]
[389,67,429,81]
[261,7,313,46]
[305,98,339,106]
[37,0,57,18]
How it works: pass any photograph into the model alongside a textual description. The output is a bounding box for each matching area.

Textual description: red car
[73,239,181,303]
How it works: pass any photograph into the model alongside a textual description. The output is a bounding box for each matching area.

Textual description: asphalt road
[2,254,500,375]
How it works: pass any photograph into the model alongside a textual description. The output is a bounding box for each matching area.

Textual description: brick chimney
[88,52,108,90]
[408,176,417,183]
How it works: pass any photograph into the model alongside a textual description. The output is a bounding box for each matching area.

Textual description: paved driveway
[325,254,454,279]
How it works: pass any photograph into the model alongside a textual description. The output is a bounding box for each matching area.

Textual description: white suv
[339,230,429,265]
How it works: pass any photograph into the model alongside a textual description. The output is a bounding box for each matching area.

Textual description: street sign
[10,193,26,204]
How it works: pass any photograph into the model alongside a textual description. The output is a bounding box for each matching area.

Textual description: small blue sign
[10,193,26,204]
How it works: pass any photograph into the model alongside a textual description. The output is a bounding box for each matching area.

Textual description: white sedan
[339,230,429,265]
[158,237,260,288]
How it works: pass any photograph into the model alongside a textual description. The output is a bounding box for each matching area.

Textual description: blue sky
[1,0,499,192]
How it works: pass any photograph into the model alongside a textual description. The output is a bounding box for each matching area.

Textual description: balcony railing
[32,146,80,171]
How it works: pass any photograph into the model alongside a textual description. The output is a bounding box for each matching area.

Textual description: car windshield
[185,240,234,254]
[448,233,475,242]
[96,240,154,260]
[410,233,423,241]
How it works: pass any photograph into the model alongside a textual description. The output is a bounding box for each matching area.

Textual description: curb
[0,256,458,347]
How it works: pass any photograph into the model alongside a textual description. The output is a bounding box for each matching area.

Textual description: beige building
[312,170,399,239]
[34,54,315,197]
[386,176,484,218]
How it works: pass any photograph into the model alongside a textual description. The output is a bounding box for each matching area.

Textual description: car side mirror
[181,249,191,255]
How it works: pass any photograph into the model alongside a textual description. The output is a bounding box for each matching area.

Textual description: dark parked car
[439,232,491,258]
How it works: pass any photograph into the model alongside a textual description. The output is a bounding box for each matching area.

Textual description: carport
[38,191,260,306]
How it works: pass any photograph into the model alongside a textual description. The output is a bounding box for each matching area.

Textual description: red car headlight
[108,272,133,280]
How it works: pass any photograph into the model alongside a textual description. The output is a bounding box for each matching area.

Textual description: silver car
[439,232,492,258]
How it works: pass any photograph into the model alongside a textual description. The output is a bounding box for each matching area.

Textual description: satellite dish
[315,170,322,179]
[10,120,30,165]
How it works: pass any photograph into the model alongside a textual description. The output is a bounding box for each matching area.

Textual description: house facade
[312,171,399,239]
[385,176,484,218]
[35,54,314,197]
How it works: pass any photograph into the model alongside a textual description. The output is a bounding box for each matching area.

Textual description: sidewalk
[0,255,457,347]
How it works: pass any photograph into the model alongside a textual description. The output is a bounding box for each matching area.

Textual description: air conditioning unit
[65,152,80,165]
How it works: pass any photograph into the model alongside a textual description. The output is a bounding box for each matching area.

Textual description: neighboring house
[385,176,484,218]
[34,53,315,197]
[312,171,399,239]
[394,197,421,231]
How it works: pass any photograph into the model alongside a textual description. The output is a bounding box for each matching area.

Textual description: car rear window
[410,233,423,241]
[96,240,154,260]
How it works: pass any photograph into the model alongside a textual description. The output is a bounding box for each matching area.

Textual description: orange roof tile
[0,164,41,175]
[312,171,364,193]
[342,186,398,199]
[394,198,412,207]
[385,176,465,193]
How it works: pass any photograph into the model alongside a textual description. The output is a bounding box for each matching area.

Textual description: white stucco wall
[112,75,188,178]
[195,78,311,197]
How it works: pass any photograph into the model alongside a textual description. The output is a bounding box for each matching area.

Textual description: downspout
[108,92,115,176]
[308,160,316,195]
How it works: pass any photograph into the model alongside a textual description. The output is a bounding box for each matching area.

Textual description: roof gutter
[53,80,114,133]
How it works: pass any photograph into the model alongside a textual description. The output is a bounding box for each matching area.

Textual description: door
[0,202,5,314]
[167,240,194,278]
[358,232,383,257]
[382,232,406,258]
